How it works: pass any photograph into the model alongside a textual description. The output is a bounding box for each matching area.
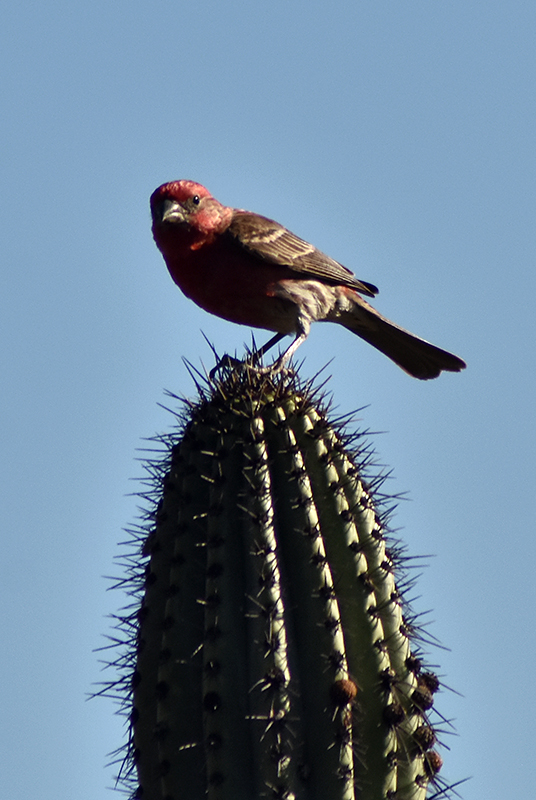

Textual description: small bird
[150,180,466,379]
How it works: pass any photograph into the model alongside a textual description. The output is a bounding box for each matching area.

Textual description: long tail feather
[339,298,466,380]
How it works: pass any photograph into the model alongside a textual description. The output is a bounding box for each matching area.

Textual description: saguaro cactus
[104,364,449,800]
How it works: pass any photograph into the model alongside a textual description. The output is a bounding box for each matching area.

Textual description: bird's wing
[227,211,378,298]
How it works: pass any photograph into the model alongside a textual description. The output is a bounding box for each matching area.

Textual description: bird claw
[208,331,300,380]
[208,354,244,380]
[252,356,293,376]
[208,353,292,381]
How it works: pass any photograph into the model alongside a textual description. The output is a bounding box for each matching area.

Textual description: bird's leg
[210,333,287,378]
[209,332,307,380]
[209,334,285,379]
[249,332,286,364]
[269,332,308,370]
[249,331,308,373]
[208,353,243,379]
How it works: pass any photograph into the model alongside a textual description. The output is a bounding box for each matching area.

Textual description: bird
[150,179,466,380]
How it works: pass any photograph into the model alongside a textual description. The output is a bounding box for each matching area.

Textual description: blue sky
[2,2,535,798]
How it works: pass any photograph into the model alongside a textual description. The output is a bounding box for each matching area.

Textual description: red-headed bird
[150,180,466,379]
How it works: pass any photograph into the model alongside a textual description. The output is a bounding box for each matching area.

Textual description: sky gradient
[2,3,535,799]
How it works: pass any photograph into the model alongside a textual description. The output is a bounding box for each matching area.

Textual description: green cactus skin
[104,365,450,800]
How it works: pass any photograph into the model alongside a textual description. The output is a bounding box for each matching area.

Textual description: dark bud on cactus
[102,364,454,800]
[331,678,359,707]
[424,750,444,778]
[413,724,437,753]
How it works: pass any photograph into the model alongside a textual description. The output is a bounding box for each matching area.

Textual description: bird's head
[150,181,232,245]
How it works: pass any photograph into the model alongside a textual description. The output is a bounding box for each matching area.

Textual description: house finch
[150,180,466,379]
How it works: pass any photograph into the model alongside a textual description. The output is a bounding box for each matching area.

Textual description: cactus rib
[102,364,450,800]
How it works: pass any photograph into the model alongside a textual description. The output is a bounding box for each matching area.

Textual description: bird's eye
[192,195,200,206]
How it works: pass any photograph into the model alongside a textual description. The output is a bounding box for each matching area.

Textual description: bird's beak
[152,198,186,225]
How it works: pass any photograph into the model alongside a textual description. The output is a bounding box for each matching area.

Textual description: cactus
[102,362,451,800]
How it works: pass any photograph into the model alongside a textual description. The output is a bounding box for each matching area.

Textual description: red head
[150,180,233,249]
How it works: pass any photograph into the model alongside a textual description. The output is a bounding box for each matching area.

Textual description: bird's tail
[337,296,466,380]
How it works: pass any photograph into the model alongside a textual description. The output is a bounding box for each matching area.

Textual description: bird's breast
[160,239,302,334]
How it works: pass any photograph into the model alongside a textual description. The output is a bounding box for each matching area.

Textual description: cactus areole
[106,363,450,800]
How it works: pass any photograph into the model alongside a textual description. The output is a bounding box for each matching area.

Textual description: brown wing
[228,211,378,298]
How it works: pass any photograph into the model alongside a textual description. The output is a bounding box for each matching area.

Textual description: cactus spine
[108,365,446,800]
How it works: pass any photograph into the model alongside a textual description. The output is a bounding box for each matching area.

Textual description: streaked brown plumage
[151,180,466,379]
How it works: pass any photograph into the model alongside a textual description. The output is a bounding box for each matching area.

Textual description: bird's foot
[208,353,292,381]
[208,354,244,380]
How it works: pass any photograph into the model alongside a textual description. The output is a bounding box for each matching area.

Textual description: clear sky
[2,3,535,799]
